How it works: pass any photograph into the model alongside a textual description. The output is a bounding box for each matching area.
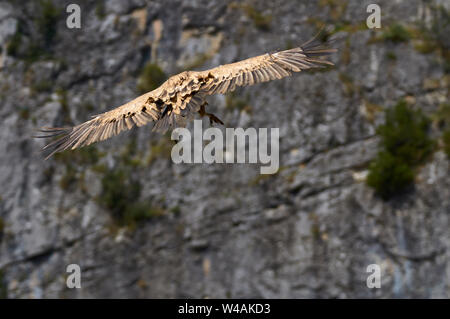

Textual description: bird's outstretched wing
[196,36,336,95]
[150,34,337,131]
[35,91,162,159]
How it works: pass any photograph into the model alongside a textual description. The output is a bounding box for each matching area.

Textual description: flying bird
[36,33,336,159]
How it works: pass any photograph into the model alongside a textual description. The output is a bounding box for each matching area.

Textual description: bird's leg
[198,102,224,126]
[207,113,224,126]
[198,102,207,117]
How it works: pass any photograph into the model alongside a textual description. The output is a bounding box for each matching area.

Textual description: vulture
[36,32,336,159]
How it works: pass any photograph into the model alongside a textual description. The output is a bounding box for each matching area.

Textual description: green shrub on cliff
[376,101,434,165]
[367,101,435,199]
[382,24,411,43]
[443,130,450,158]
[367,151,415,199]
[137,63,167,93]
[97,168,163,227]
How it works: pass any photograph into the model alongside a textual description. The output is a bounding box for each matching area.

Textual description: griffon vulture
[36,33,336,159]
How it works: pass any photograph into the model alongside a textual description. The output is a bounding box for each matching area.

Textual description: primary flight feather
[36,33,336,159]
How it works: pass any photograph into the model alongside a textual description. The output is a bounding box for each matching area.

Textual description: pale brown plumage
[36,34,336,159]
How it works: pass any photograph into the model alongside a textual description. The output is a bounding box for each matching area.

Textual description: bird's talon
[206,113,224,126]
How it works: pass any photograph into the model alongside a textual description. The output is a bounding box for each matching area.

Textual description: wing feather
[35,91,162,159]
[198,36,336,95]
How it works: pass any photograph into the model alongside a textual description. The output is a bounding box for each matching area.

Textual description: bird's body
[37,33,336,159]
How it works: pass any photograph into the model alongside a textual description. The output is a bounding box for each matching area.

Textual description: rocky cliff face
[0,0,449,298]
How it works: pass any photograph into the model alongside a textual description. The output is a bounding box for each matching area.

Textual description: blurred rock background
[0,0,449,298]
